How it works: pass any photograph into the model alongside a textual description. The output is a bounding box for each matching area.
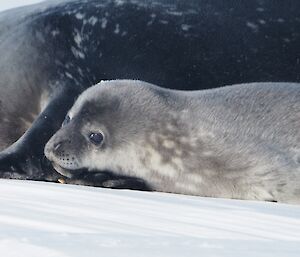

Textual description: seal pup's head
[44,80,175,178]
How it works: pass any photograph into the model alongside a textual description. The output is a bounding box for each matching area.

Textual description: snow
[0,0,44,13]
[0,179,300,257]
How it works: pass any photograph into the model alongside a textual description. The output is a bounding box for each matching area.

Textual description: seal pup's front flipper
[61,170,153,191]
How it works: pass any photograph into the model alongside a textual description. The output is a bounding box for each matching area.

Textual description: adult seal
[0,0,300,188]
[45,80,300,204]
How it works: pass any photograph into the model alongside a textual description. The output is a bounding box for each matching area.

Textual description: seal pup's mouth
[51,162,82,178]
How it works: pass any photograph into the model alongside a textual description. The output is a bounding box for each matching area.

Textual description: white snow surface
[0,180,300,257]
[0,0,44,12]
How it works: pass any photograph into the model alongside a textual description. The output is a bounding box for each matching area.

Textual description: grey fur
[45,80,300,204]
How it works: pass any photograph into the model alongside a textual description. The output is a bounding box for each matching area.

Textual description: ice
[0,179,299,257]
[0,0,44,13]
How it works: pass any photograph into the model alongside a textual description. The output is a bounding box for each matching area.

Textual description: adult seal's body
[45,80,300,204]
[0,0,300,187]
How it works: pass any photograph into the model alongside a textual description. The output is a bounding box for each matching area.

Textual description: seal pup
[1,0,300,187]
[45,80,300,204]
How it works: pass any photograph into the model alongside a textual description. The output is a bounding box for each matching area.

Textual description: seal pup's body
[45,80,300,204]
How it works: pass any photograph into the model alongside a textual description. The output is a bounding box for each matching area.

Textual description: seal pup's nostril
[54,142,62,151]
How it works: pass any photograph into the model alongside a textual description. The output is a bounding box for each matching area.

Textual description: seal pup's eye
[62,115,71,127]
[89,132,104,145]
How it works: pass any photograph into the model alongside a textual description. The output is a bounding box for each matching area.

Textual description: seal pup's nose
[44,139,61,160]
[51,140,68,156]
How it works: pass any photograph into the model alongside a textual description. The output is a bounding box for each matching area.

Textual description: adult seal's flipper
[0,86,79,180]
